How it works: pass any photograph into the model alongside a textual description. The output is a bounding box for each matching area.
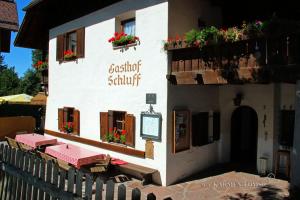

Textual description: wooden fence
[0,145,169,200]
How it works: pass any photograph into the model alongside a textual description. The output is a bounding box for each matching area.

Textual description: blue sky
[2,0,32,78]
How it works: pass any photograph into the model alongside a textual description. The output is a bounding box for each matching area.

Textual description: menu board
[140,112,162,142]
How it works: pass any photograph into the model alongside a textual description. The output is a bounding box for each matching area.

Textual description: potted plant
[108,32,140,49]
[106,127,116,142]
[63,122,73,133]
[33,60,48,70]
[105,127,127,144]
[63,50,77,61]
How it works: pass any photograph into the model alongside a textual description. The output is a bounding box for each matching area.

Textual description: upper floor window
[121,18,135,36]
[56,27,85,62]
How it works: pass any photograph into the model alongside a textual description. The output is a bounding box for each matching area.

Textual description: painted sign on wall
[108,60,142,87]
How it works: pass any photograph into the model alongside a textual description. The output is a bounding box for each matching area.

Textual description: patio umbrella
[0,94,33,104]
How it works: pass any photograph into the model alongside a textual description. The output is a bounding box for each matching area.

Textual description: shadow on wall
[223,184,300,200]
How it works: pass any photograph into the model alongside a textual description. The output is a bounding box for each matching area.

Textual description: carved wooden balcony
[166,33,300,85]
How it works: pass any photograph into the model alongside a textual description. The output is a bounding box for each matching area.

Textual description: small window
[100,111,135,147]
[56,28,85,62]
[121,18,135,36]
[58,107,80,135]
[192,111,220,147]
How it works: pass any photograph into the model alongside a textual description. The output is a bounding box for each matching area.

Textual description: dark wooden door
[231,106,258,164]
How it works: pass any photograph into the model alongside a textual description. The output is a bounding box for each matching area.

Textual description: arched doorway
[231,106,258,166]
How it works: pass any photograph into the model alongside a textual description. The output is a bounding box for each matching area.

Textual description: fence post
[16,150,24,200]
[45,160,53,200]
[95,177,104,200]
[147,193,156,200]
[11,149,18,200]
[117,184,126,200]
[75,170,84,198]
[106,179,115,200]
[132,188,141,200]
[32,158,40,199]
[39,159,46,200]
[4,147,11,200]
[26,154,35,199]
[67,167,75,194]
[84,173,93,200]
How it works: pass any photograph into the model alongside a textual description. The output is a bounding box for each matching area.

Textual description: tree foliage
[0,55,20,96]
[0,52,42,97]
[19,69,42,96]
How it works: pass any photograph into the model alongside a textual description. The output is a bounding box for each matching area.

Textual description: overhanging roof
[0,0,18,31]
[0,0,18,52]
[14,0,123,50]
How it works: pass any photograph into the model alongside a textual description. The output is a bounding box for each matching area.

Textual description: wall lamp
[233,93,244,106]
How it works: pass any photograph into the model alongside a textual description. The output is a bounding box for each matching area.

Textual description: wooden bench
[113,162,157,185]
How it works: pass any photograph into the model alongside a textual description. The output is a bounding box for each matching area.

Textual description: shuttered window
[280,110,295,147]
[56,27,85,62]
[57,107,80,135]
[192,112,209,146]
[192,111,221,146]
[100,111,135,147]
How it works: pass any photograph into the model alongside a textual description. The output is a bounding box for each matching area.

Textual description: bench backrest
[5,136,19,149]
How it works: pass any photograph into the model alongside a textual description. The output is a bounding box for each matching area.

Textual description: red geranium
[63,50,76,60]
[108,32,140,47]
[33,60,48,70]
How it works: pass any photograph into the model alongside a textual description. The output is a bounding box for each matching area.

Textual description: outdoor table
[45,144,105,169]
[15,133,58,149]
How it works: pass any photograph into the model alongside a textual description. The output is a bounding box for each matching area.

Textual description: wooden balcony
[167,33,300,85]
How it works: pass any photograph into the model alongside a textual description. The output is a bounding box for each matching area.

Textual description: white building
[15,0,300,187]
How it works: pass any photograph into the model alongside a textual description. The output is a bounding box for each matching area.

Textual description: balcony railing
[167,33,300,85]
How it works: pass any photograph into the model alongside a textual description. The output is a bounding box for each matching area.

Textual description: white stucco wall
[218,84,275,171]
[280,84,296,109]
[165,83,296,185]
[166,85,220,185]
[45,0,169,185]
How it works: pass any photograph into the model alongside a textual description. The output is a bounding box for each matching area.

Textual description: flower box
[108,32,140,50]
[63,50,77,61]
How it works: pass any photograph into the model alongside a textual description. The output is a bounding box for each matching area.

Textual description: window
[121,18,135,36]
[280,110,295,147]
[100,110,135,147]
[192,111,220,146]
[56,27,85,62]
[58,107,80,135]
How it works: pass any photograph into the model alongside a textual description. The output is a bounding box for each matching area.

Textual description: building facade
[15,0,300,186]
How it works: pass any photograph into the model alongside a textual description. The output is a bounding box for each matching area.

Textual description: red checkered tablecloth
[45,144,105,168]
[15,133,57,148]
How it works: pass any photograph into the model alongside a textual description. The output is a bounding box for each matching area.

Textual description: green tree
[0,66,20,96]
[19,69,42,96]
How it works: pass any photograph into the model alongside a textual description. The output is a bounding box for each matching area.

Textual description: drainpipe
[291,80,300,187]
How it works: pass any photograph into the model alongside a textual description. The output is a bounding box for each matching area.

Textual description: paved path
[126,171,289,200]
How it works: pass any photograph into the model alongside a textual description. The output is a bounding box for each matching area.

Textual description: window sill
[45,129,145,158]
[113,42,138,50]
[59,58,78,64]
